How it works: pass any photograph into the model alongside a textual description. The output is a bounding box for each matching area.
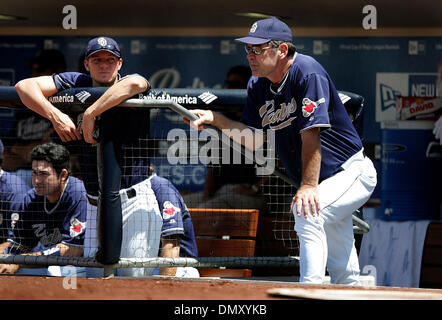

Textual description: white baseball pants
[84,178,199,278]
[84,178,163,277]
[293,149,377,285]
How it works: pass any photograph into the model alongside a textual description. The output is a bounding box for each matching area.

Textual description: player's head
[28,49,67,77]
[84,36,122,86]
[225,65,252,89]
[235,17,296,78]
[30,143,70,201]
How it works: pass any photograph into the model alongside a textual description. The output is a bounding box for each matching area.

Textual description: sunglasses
[86,44,120,57]
[244,44,273,55]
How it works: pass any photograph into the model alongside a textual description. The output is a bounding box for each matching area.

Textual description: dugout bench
[188,208,259,277]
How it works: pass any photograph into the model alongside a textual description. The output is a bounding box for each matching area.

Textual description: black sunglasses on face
[244,44,273,55]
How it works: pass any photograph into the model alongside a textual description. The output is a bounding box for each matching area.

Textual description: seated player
[84,171,199,278]
[0,139,31,245]
[0,142,87,276]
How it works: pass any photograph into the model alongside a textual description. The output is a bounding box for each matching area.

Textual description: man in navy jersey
[84,172,199,278]
[0,139,30,245]
[0,142,87,275]
[188,17,377,285]
[15,36,151,195]
[15,37,198,277]
[150,173,198,276]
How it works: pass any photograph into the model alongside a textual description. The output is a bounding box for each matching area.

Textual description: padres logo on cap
[97,37,107,46]
[250,22,258,33]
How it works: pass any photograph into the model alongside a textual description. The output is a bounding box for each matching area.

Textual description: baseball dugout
[0,86,369,277]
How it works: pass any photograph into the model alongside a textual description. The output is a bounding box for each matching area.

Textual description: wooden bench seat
[188,208,259,277]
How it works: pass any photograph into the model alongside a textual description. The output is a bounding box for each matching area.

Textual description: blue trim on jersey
[241,53,362,183]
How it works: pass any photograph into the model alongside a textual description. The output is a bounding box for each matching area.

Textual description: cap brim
[234,36,270,45]
[85,49,121,59]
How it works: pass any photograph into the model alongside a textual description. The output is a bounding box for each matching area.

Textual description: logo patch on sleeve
[70,218,86,237]
[162,201,180,219]
[302,97,326,117]
[11,213,19,230]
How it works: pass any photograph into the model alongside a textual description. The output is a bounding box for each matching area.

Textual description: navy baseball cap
[235,17,293,45]
[85,36,121,59]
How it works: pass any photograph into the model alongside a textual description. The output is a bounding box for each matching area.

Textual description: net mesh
[0,106,300,276]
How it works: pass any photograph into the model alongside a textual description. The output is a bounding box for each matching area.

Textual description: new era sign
[375,72,437,122]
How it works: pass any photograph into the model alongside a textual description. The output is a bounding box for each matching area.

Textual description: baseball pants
[84,178,163,277]
[293,149,377,285]
[84,178,199,278]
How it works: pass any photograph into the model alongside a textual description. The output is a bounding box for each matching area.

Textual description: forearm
[0,243,82,274]
[15,78,60,122]
[56,243,84,257]
[159,236,180,276]
[301,128,321,187]
[291,127,322,217]
[85,75,149,118]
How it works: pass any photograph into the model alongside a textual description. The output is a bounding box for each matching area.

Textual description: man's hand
[184,109,215,130]
[290,184,321,218]
[0,264,20,274]
[80,110,98,145]
[50,111,82,142]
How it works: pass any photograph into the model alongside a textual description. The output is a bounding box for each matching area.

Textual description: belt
[124,187,137,199]
[86,188,137,207]
[86,194,98,206]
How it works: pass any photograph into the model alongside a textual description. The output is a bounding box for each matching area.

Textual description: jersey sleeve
[296,73,332,133]
[61,199,87,247]
[52,72,92,90]
[60,181,87,248]
[151,177,185,237]
[119,73,151,94]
